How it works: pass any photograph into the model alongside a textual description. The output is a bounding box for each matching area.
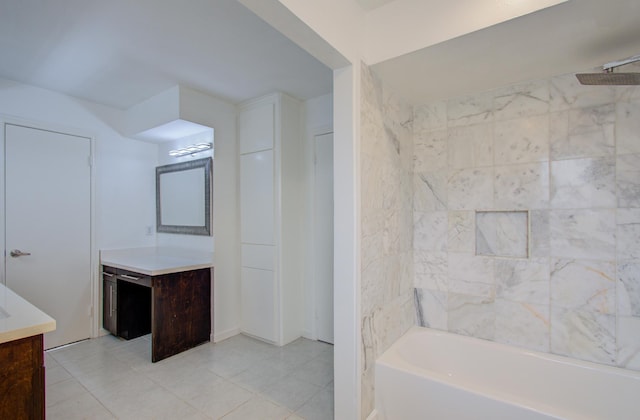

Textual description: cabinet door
[239,103,274,154]
[240,150,274,245]
[241,244,274,271]
[102,276,117,335]
[241,267,276,342]
[0,335,44,419]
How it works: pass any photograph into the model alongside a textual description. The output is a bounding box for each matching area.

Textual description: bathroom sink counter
[100,247,214,275]
[0,283,56,345]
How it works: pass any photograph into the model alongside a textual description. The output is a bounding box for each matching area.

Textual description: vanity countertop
[100,247,214,276]
[0,283,56,345]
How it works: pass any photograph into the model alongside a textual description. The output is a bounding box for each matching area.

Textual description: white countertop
[0,283,56,345]
[100,247,214,276]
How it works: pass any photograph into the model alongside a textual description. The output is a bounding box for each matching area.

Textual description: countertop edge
[0,283,57,345]
[0,319,56,345]
[100,261,213,276]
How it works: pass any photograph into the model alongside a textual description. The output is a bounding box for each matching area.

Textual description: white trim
[333,63,362,420]
[213,327,241,343]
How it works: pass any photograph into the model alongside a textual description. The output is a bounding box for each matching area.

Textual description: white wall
[175,88,240,342]
[156,130,215,253]
[0,79,241,345]
[0,77,157,339]
[0,78,158,252]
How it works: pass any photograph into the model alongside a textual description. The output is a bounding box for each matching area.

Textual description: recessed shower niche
[475,211,528,258]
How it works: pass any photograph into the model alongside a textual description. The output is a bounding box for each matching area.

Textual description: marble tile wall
[413,71,640,370]
[360,64,415,418]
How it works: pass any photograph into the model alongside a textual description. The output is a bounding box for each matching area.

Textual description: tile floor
[45,333,334,419]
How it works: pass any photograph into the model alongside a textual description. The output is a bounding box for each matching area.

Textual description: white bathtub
[375,326,640,420]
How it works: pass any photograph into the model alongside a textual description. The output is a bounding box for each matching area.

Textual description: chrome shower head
[576,72,640,85]
[576,54,640,85]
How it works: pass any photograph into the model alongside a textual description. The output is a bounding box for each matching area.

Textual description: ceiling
[0,0,639,112]
[356,0,397,12]
[372,0,640,104]
[0,0,333,109]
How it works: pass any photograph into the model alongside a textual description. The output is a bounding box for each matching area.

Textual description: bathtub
[375,326,640,420]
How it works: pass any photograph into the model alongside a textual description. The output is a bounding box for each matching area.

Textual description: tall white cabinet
[238,93,303,346]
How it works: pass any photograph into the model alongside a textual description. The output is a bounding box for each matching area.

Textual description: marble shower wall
[413,72,640,370]
[360,64,415,417]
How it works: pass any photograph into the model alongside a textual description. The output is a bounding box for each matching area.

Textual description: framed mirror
[156,157,212,236]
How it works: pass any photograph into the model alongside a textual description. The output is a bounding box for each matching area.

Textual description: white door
[4,123,92,349]
[314,132,334,344]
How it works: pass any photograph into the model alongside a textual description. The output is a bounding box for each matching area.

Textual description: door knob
[10,249,31,258]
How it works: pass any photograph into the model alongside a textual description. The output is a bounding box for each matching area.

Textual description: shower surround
[413,71,640,371]
[360,64,415,417]
[361,63,640,419]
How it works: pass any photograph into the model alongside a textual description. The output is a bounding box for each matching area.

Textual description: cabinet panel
[102,277,117,335]
[239,103,274,154]
[240,150,274,245]
[241,244,274,271]
[241,267,276,342]
[102,266,117,335]
[0,334,44,419]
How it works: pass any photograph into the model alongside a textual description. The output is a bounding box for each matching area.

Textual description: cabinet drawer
[117,270,151,288]
[102,265,117,279]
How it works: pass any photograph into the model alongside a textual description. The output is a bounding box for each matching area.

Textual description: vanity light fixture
[168,142,212,157]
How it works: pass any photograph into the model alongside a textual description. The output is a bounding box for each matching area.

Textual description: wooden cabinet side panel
[0,334,44,419]
[152,268,211,362]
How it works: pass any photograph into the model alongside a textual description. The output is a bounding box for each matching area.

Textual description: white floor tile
[46,390,115,420]
[162,368,224,401]
[187,379,254,419]
[221,395,291,420]
[44,333,334,419]
[295,386,334,420]
[261,375,323,411]
[46,363,72,386]
[289,358,333,388]
[46,378,88,407]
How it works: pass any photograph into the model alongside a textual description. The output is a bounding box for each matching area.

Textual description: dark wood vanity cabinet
[0,334,45,419]
[102,265,211,362]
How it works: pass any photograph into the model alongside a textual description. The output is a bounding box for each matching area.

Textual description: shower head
[576,54,640,85]
[576,72,640,85]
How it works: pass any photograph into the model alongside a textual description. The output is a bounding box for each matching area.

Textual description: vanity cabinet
[0,334,45,419]
[101,265,210,362]
[238,92,303,345]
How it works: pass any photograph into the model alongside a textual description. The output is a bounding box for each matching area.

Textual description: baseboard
[301,329,315,340]
[212,327,240,343]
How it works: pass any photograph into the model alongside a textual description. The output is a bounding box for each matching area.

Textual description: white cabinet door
[239,103,274,154]
[314,132,334,344]
[241,267,276,342]
[240,150,274,245]
[241,244,274,271]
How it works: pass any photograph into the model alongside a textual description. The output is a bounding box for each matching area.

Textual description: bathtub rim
[376,326,640,420]
[380,326,640,381]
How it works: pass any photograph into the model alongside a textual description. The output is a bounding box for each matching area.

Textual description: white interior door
[314,132,334,344]
[4,123,92,349]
